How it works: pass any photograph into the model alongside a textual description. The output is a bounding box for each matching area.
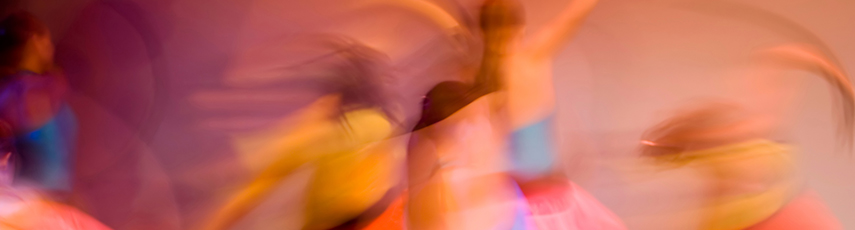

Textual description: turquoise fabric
[509,116,556,179]
[19,104,77,191]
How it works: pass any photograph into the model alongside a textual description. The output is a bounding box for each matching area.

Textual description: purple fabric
[0,71,67,132]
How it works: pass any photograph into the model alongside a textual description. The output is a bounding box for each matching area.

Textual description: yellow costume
[225,109,399,230]
[655,140,800,230]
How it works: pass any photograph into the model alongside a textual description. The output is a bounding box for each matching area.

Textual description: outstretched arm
[203,120,340,230]
[203,140,323,230]
[363,0,462,30]
[524,0,600,60]
[356,0,474,57]
[758,44,855,146]
[761,44,853,92]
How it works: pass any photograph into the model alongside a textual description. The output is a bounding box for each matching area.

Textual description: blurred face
[650,114,771,153]
[642,104,776,156]
[693,115,773,148]
[485,25,523,53]
[31,32,54,69]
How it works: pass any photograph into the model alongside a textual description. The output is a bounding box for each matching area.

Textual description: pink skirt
[523,181,626,230]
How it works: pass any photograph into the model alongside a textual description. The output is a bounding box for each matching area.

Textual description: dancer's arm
[759,44,855,144]
[359,0,473,55]
[524,0,600,60]
[503,0,599,129]
[358,0,463,30]
[203,123,341,230]
[760,44,855,99]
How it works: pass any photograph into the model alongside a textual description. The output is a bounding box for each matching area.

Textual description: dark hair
[479,0,525,34]
[329,44,392,114]
[413,81,486,131]
[294,35,398,123]
[0,11,48,75]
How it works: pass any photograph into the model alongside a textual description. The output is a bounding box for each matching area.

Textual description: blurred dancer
[205,39,405,230]
[475,2,625,229]
[639,44,849,230]
[0,10,77,196]
[408,81,524,230]
[403,0,624,229]
[0,120,110,229]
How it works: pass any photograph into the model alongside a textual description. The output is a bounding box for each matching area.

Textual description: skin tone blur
[9,0,855,229]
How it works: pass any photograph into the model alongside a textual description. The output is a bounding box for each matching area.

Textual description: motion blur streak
[0,0,854,229]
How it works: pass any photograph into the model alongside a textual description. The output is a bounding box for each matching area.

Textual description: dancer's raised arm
[758,44,855,146]
[359,0,463,30]
[524,0,600,60]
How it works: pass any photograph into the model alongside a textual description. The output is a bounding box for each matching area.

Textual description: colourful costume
[0,71,76,191]
[655,139,840,230]
[236,108,400,229]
